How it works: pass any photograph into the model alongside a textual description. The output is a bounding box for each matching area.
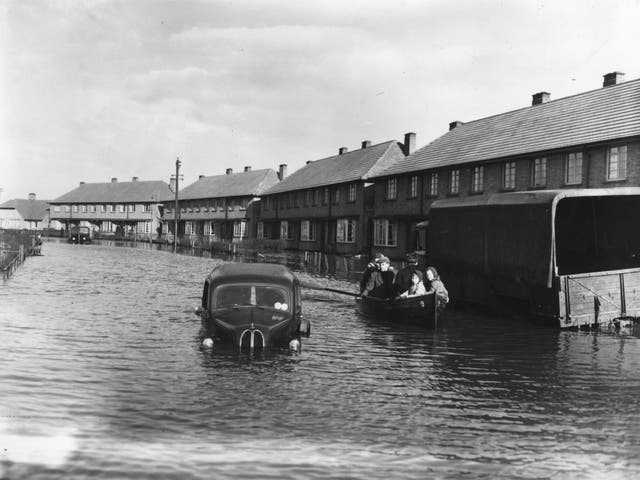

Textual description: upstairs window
[408,175,419,198]
[385,178,397,200]
[348,183,357,202]
[503,162,516,190]
[471,166,484,193]
[532,157,547,187]
[428,173,438,197]
[565,152,583,185]
[606,145,627,181]
[449,170,460,195]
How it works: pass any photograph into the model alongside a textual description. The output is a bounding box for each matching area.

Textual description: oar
[301,283,361,298]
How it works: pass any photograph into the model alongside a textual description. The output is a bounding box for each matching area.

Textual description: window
[333,187,340,205]
[565,152,583,185]
[300,220,317,241]
[204,221,213,236]
[323,188,329,205]
[606,145,627,181]
[336,219,356,243]
[373,219,397,247]
[101,220,113,232]
[143,204,151,212]
[471,166,484,193]
[348,183,357,202]
[72,205,79,213]
[428,173,438,197]
[128,204,135,213]
[315,189,321,206]
[280,220,291,240]
[532,157,547,187]
[227,200,234,211]
[408,175,419,198]
[449,170,460,194]
[257,221,264,239]
[109,204,116,213]
[385,178,397,200]
[90,205,96,213]
[80,205,87,213]
[239,198,248,211]
[185,221,194,235]
[233,220,247,238]
[54,206,61,212]
[118,204,125,213]
[305,190,312,207]
[503,162,516,190]
[65,205,70,213]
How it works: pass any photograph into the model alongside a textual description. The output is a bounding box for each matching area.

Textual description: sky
[1,0,639,202]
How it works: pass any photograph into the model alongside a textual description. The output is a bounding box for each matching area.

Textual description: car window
[214,284,289,310]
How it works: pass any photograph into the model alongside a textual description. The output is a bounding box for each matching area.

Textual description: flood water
[1,240,640,479]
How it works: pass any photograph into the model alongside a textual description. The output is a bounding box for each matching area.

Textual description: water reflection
[1,240,639,479]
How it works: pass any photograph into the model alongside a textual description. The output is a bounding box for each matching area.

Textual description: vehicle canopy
[202,263,301,313]
[428,187,640,288]
[70,226,91,234]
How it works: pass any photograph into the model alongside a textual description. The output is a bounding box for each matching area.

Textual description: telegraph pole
[173,157,182,253]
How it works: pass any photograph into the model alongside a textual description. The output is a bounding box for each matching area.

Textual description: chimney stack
[532,92,550,105]
[361,140,371,149]
[403,132,416,155]
[244,166,251,172]
[199,175,205,180]
[226,168,233,175]
[603,71,625,87]
[449,121,463,131]
[338,147,348,155]
[28,193,36,201]
[79,181,85,185]
[306,160,313,165]
[111,177,118,183]
[278,164,287,181]
[132,176,139,182]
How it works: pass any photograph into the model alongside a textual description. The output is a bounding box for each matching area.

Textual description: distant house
[0,193,50,230]
[162,166,281,244]
[259,135,413,255]
[49,177,173,239]
[369,71,640,259]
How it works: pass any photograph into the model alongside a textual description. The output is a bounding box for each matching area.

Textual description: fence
[0,230,42,281]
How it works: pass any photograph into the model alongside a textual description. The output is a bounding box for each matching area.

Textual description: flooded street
[2,241,640,479]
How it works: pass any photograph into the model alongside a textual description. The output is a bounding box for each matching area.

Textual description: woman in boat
[425,266,449,309]
[398,269,427,298]
[361,255,395,299]
[359,252,383,294]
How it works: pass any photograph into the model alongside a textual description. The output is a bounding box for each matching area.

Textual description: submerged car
[68,226,92,244]
[196,263,310,351]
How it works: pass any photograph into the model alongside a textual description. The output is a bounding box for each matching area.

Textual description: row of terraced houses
[40,72,640,260]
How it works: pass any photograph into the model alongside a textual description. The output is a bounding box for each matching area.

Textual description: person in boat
[398,269,427,298]
[393,251,420,296]
[359,252,383,294]
[361,255,395,299]
[425,266,449,309]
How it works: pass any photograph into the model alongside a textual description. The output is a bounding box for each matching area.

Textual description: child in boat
[425,266,449,308]
[394,251,420,296]
[398,269,427,298]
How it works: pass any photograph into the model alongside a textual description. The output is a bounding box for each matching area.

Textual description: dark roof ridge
[450,76,640,130]
[310,139,396,164]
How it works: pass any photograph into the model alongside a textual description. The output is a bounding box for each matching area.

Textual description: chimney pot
[226,168,233,175]
[111,177,118,182]
[79,181,85,185]
[338,147,348,155]
[306,160,313,165]
[278,164,287,181]
[198,175,205,180]
[449,121,464,131]
[28,193,36,200]
[244,166,251,172]
[132,176,138,182]
[361,140,372,149]
[531,92,550,105]
[603,71,625,87]
[403,132,416,155]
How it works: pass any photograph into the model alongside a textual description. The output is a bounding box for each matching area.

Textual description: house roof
[0,198,50,221]
[377,76,640,178]
[170,169,280,201]
[51,180,173,204]
[263,141,406,195]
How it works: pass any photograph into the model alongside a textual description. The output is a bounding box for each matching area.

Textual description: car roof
[208,263,298,287]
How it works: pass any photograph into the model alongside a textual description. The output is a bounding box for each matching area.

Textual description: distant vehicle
[196,263,310,351]
[68,226,92,244]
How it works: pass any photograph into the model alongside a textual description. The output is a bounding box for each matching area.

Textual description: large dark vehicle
[196,263,310,351]
[427,187,640,329]
[68,226,92,244]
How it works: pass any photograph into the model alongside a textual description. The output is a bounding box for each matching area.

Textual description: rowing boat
[356,293,439,327]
